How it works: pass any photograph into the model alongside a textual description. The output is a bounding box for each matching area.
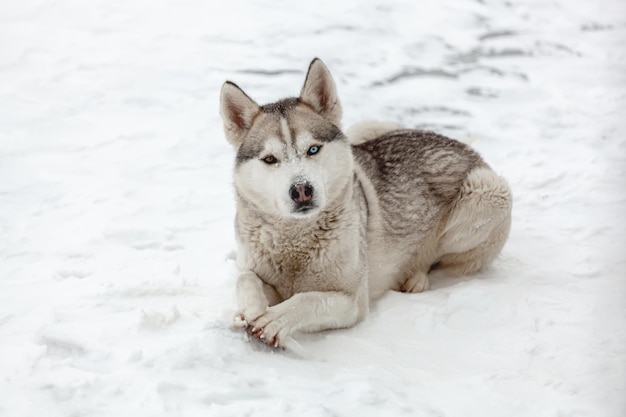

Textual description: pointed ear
[220,81,261,147]
[300,58,342,126]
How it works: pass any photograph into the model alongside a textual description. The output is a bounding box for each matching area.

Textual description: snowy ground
[1,0,625,416]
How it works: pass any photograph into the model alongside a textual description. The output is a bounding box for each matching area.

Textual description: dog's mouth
[292,202,317,215]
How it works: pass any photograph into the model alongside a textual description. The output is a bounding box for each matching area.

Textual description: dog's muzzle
[289,182,315,213]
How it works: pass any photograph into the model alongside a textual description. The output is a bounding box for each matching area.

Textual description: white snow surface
[1,0,625,416]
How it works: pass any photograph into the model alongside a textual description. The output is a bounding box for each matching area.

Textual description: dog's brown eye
[262,155,277,165]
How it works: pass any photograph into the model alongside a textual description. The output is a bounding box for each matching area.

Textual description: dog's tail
[346,120,405,145]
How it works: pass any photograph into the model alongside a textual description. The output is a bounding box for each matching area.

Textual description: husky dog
[220,58,512,348]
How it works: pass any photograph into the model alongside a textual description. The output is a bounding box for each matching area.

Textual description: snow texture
[1,0,625,416]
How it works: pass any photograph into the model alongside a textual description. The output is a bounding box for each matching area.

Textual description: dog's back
[353,129,485,239]
[352,129,510,299]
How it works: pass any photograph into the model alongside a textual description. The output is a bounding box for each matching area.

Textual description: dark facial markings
[260,98,300,116]
[236,138,265,165]
[235,98,346,166]
[309,123,345,144]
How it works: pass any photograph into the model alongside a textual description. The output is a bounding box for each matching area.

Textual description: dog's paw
[231,314,249,329]
[249,308,292,348]
[232,307,265,329]
[401,271,430,293]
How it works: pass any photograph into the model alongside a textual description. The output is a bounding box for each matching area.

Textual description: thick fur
[220,58,512,348]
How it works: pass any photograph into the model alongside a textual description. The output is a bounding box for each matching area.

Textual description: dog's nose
[289,182,314,204]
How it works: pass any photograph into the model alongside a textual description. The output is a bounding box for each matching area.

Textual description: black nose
[289,182,314,204]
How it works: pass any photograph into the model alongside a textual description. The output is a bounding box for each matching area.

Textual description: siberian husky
[220,58,512,348]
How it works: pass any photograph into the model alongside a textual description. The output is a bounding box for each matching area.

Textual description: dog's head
[220,58,353,219]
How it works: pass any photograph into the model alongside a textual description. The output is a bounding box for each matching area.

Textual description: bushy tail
[346,120,405,145]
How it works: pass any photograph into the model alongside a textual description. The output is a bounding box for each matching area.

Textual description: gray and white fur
[220,58,512,348]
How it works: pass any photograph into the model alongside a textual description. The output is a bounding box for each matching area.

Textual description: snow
[1,0,625,416]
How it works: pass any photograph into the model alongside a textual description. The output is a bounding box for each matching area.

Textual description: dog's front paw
[232,307,265,329]
[249,307,292,348]
[232,314,249,329]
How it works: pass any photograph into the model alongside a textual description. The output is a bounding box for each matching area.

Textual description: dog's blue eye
[307,145,321,156]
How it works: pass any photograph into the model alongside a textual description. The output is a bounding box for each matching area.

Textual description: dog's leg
[437,167,512,275]
[250,291,365,348]
[400,270,430,293]
[233,271,281,328]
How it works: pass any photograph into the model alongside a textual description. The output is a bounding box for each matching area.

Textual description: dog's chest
[249,224,330,275]
[237,211,356,297]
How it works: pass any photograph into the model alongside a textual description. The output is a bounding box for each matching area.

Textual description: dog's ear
[300,58,342,126]
[220,81,260,147]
